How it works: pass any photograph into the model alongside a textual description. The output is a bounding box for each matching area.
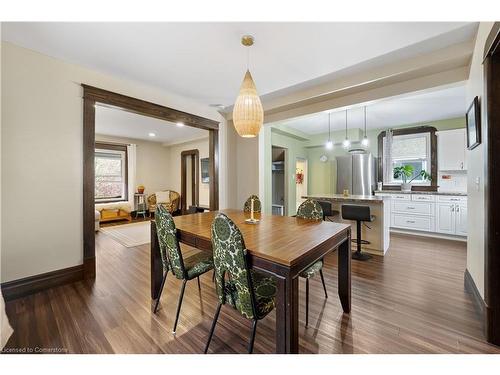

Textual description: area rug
[100,221,151,247]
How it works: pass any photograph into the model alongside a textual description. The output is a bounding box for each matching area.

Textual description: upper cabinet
[437,128,467,171]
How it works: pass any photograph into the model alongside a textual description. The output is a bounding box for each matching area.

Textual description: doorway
[271,146,287,216]
[181,149,199,213]
[82,85,219,279]
[295,157,308,211]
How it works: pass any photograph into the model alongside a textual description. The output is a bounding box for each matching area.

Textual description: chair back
[297,199,323,221]
[243,195,262,213]
[211,213,257,320]
[155,205,186,279]
[341,204,371,222]
[317,201,333,218]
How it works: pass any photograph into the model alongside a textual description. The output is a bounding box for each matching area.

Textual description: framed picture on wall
[466,96,481,150]
[200,158,209,183]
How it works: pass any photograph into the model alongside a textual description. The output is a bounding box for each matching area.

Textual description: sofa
[147,190,180,216]
[95,202,132,223]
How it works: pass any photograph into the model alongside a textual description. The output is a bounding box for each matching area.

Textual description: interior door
[436,202,456,234]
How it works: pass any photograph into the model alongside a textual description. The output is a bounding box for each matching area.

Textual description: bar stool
[316,201,340,222]
[341,204,375,261]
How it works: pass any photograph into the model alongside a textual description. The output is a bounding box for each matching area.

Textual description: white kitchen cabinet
[376,192,467,237]
[437,129,467,171]
[455,203,468,236]
[436,202,456,234]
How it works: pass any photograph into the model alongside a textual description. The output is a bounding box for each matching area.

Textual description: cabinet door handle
[406,220,415,224]
[451,205,455,212]
[407,206,415,210]
[456,205,460,212]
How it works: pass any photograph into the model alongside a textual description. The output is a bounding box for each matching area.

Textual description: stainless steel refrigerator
[336,153,377,195]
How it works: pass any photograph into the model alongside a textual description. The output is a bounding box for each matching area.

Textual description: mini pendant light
[362,106,369,147]
[342,110,351,149]
[232,35,264,138]
[325,112,333,150]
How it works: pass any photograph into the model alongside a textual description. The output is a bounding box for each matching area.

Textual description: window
[380,128,435,187]
[95,143,128,202]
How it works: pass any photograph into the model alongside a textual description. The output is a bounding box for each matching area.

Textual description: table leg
[337,232,352,313]
[275,275,299,353]
[150,221,163,303]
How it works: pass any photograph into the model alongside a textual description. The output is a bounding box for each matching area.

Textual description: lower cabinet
[435,197,467,236]
[435,202,456,234]
[455,203,468,236]
[375,193,467,237]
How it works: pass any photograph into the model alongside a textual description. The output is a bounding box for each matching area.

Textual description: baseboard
[390,228,467,242]
[464,269,486,326]
[1,264,84,301]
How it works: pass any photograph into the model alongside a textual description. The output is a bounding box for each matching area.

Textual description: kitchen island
[302,194,391,256]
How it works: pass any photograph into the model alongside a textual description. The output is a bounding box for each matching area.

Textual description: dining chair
[204,213,277,354]
[243,194,262,212]
[296,199,329,327]
[154,205,214,334]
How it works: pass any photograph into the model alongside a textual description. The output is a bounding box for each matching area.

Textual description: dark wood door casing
[483,22,500,345]
[181,149,200,213]
[83,85,219,279]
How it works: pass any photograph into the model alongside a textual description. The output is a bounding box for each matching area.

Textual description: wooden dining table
[150,209,352,354]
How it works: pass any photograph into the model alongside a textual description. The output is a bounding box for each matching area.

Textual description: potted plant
[393,165,431,192]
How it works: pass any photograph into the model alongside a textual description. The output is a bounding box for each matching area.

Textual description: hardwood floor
[4,232,500,353]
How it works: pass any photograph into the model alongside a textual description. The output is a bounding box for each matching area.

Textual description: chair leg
[153,272,168,314]
[305,278,309,327]
[204,302,222,354]
[172,279,187,334]
[248,319,258,354]
[319,269,328,299]
[197,276,201,290]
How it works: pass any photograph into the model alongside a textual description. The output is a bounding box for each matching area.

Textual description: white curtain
[127,144,137,206]
[384,129,393,183]
[1,291,13,348]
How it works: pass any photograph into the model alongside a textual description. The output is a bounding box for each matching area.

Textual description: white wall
[465,22,494,298]
[166,137,210,207]
[1,41,222,282]
[95,134,171,197]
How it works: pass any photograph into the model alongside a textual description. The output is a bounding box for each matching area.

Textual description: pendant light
[362,106,369,147]
[325,112,333,150]
[342,110,351,149]
[232,35,264,138]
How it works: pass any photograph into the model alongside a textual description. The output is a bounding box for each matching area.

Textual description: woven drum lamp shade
[232,70,264,138]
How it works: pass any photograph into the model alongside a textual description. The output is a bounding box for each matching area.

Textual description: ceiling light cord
[328,113,331,141]
[364,106,367,137]
[362,106,369,147]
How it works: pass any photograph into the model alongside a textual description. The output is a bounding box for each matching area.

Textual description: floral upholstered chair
[243,194,261,213]
[148,190,180,216]
[296,199,329,327]
[204,213,277,354]
[154,205,214,333]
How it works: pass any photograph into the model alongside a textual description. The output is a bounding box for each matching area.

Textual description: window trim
[377,126,438,192]
[94,142,128,203]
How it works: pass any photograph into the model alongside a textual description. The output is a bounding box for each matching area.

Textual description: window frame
[377,126,438,191]
[94,142,128,203]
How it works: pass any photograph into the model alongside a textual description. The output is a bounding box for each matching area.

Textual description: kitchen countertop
[302,194,389,203]
[374,190,467,196]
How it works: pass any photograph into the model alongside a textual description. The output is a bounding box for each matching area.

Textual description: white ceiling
[278,85,466,134]
[95,105,208,145]
[1,22,476,107]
